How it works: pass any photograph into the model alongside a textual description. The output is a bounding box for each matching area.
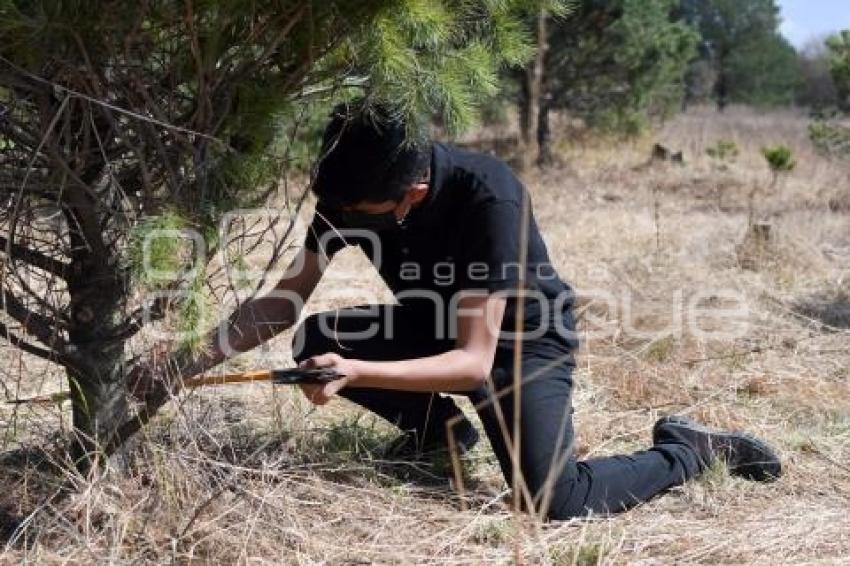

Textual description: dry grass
[2,106,849,564]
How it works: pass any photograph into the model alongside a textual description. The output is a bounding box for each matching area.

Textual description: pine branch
[105,345,198,457]
[0,234,70,279]
[0,319,64,364]
[112,295,172,342]
[1,289,68,353]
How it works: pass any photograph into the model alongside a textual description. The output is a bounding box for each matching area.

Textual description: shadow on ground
[0,445,66,545]
[310,417,480,492]
[793,290,850,330]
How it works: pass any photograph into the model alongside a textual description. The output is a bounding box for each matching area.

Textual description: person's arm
[299,292,506,405]
[186,248,325,375]
[129,248,326,398]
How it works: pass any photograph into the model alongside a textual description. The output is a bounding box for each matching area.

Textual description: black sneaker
[653,415,782,482]
[385,417,480,460]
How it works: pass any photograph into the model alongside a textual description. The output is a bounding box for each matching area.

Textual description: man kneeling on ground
[189,102,781,520]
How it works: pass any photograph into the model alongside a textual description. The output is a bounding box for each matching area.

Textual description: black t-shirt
[305,142,578,354]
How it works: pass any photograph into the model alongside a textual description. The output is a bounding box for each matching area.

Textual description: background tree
[678,0,801,109]
[684,58,719,106]
[517,8,551,170]
[723,32,800,106]
[0,0,548,469]
[518,0,696,163]
[826,30,850,111]
[808,30,850,167]
[797,38,840,111]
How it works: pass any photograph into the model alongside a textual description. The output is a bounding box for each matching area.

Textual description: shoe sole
[654,415,782,482]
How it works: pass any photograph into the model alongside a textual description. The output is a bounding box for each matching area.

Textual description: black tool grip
[270,368,343,385]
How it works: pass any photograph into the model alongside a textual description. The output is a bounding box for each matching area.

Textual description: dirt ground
[1,106,849,564]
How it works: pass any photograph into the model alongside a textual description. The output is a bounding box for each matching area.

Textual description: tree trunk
[518,76,532,161]
[519,9,548,171]
[66,258,129,471]
[64,183,130,472]
[67,362,129,470]
[715,52,729,112]
[536,93,553,167]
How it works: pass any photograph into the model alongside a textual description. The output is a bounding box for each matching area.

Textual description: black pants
[293,303,703,520]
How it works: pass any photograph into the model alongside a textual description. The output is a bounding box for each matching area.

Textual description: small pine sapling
[761,145,796,189]
[747,144,796,226]
[738,144,796,270]
[706,140,740,170]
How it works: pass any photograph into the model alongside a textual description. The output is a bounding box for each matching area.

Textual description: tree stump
[736,221,773,271]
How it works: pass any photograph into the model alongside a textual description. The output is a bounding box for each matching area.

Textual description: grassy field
[1,106,849,564]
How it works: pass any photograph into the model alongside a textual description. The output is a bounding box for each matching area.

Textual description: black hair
[312,102,432,207]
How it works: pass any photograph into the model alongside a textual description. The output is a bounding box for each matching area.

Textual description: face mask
[340,208,402,232]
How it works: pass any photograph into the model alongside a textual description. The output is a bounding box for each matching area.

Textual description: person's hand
[297,353,360,406]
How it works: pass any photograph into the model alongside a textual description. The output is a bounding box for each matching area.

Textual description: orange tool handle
[182,370,274,388]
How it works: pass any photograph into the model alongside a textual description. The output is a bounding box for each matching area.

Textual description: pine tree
[808,31,850,166]
[0,0,548,467]
[521,0,696,155]
[678,0,801,109]
[826,30,850,111]
[798,38,839,110]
